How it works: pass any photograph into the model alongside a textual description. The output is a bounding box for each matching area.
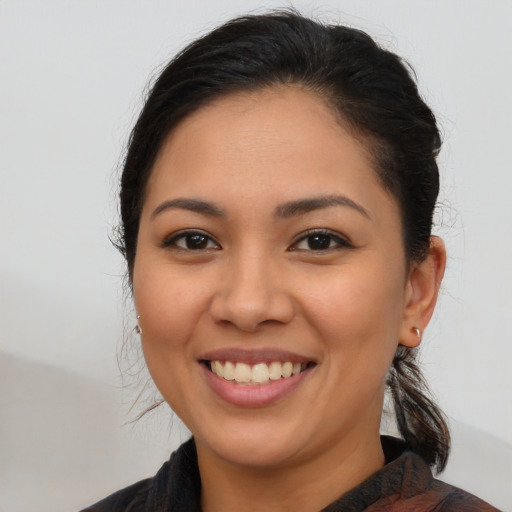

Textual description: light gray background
[1,1,511,511]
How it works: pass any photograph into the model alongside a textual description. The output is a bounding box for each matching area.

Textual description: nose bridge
[210,245,293,331]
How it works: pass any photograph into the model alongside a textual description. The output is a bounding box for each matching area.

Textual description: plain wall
[1,1,511,511]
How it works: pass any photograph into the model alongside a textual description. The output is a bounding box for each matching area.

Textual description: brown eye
[183,234,209,249]
[163,230,220,251]
[306,234,332,250]
[290,230,353,252]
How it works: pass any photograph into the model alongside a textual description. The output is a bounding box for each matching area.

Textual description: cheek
[132,263,215,414]
[133,263,212,357]
[301,259,405,359]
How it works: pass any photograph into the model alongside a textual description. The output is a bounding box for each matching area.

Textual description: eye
[162,230,220,251]
[290,230,353,252]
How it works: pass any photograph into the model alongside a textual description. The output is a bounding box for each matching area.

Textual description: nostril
[209,290,295,332]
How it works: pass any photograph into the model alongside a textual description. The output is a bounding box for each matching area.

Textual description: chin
[195,419,310,469]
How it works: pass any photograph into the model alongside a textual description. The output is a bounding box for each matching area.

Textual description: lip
[199,349,316,408]
[199,347,313,365]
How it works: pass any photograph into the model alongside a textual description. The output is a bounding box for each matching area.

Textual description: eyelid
[161,229,221,250]
[288,228,354,251]
[160,228,351,252]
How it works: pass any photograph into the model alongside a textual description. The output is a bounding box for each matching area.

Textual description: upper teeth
[210,360,305,385]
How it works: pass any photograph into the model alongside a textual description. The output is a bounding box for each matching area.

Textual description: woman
[83,11,499,511]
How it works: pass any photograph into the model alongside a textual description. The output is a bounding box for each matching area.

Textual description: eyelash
[162,228,353,253]
[161,230,221,251]
[289,229,353,252]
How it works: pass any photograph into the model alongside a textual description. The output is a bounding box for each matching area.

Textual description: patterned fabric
[81,437,500,512]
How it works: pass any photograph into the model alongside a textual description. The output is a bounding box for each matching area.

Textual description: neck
[197,430,385,512]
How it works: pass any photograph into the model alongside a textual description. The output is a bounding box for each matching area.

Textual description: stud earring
[135,315,143,335]
[412,327,421,339]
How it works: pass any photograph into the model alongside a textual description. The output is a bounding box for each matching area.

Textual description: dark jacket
[81,437,500,511]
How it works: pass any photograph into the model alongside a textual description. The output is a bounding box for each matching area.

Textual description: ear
[399,236,446,348]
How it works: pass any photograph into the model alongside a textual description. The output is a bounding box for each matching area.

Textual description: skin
[132,86,446,512]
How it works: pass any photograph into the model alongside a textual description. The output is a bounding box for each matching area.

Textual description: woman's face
[133,87,414,469]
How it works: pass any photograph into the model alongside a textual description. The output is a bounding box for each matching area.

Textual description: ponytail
[387,345,451,472]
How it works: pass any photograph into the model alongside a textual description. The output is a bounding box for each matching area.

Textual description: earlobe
[399,236,446,347]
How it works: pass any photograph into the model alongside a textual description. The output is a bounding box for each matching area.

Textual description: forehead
[145,86,397,221]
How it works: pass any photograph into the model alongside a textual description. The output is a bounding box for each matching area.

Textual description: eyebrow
[150,198,226,220]
[150,194,370,221]
[275,195,370,219]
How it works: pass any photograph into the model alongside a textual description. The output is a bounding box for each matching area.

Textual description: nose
[209,251,294,332]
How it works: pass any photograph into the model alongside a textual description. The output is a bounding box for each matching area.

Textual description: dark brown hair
[117,10,450,472]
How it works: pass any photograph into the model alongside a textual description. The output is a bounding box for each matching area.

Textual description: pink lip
[199,347,313,365]
[201,362,314,408]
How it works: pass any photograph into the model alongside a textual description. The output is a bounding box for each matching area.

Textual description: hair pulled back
[118,10,449,472]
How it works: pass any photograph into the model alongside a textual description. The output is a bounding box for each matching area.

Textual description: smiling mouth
[205,360,315,386]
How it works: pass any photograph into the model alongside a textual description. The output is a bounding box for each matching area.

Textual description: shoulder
[415,478,501,511]
[79,438,201,512]
[381,443,501,511]
[335,437,502,511]
[388,440,501,511]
